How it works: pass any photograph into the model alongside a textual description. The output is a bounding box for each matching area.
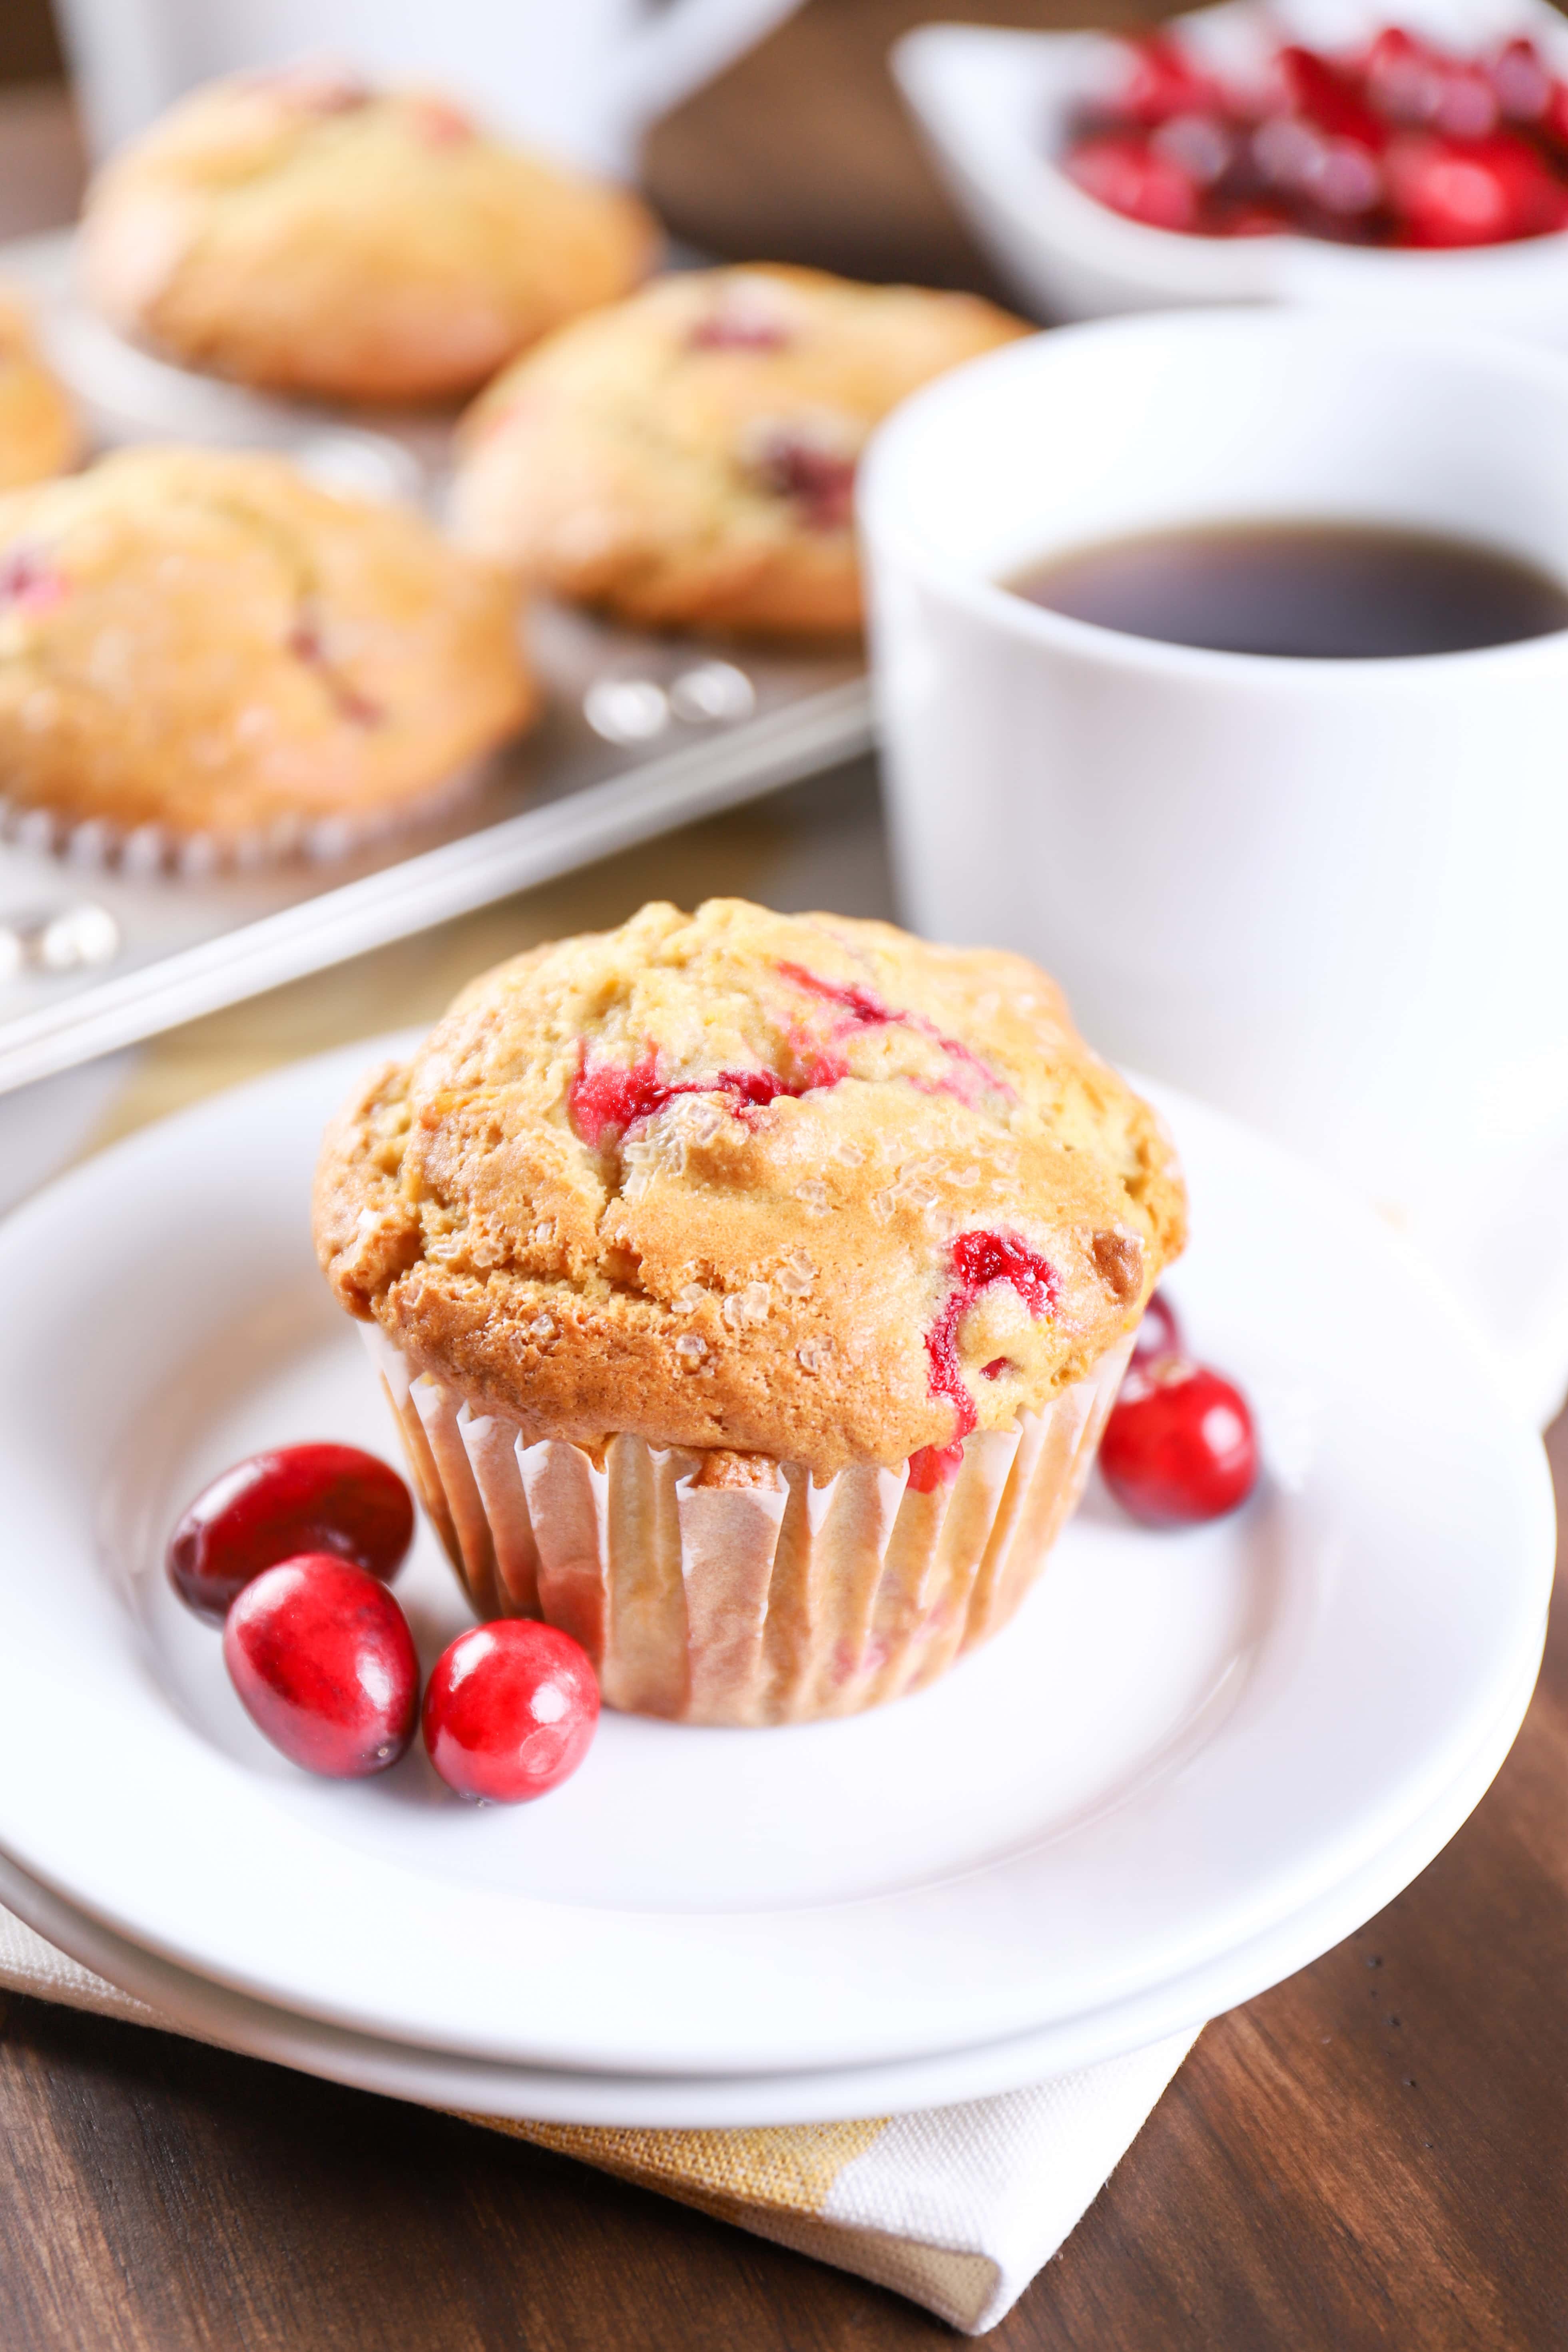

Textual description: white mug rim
[859,306,1568,688]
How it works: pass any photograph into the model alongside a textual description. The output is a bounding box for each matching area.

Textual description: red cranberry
[223,1556,419,1777]
[1362,26,1448,125]
[1100,1358,1259,1528]
[1065,132,1201,231]
[1489,38,1552,124]
[1130,1289,1183,1364]
[1277,45,1388,151]
[167,1443,414,1625]
[422,1620,600,1803]
[1114,34,1221,128]
[1389,131,1565,245]
[1062,24,1568,250]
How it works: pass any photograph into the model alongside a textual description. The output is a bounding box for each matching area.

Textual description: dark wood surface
[2,12,1566,2345]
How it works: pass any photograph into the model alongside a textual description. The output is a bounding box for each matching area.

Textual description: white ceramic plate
[0,1041,1550,2076]
[893,1,1568,343]
[0,1628,1539,2125]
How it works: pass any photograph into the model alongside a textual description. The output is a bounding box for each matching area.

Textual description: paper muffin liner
[362,1326,1134,1727]
[0,759,484,880]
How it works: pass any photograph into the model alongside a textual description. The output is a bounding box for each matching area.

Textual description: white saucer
[0,1040,1551,2078]
[0,1627,1539,2125]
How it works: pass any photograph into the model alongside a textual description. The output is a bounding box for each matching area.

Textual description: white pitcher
[56,0,803,174]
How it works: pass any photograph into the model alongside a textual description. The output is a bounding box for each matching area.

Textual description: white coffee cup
[54,0,801,174]
[859,309,1568,1420]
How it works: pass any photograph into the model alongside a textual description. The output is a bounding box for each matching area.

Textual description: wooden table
[3,18,1566,2345]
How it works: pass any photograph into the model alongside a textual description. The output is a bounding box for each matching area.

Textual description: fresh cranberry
[1389,131,1565,245]
[1064,132,1202,231]
[1277,45,1388,151]
[1361,26,1448,125]
[1062,24,1568,249]
[1113,34,1222,128]
[223,1556,419,1777]
[1150,111,1234,187]
[422,1620,600,1803]
[1488,38,1552,123]
[1100,1358,1258,1528]
[167,1443,414,1625]
[1130,1289,1183,1364]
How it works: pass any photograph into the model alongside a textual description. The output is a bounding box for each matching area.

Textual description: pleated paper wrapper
[363,1326,1133,1727]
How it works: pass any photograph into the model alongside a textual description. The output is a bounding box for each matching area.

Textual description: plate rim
[0,1621,1541,2125]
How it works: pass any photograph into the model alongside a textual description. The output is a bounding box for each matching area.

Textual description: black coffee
[1008,520,1568,660]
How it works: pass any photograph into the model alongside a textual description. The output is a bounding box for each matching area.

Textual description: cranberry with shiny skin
[1100,1357,1259,1527]
[1130,1289,1183,1365]
[423,1621,600,1803]
[168,1443,414,1624]
[223,1556,419,1777]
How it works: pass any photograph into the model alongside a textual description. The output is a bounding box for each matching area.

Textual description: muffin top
[0,445,536,843]
[315,900,1185,1476]
[80,67,659,405]
[449,265,1027,636]
[0,292,78,491]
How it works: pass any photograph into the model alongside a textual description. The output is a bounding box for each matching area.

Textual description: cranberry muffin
[0,293,78,490]
[448,266,1028,636]
[80,66,659,406]
[314,899,1185,1724]
[0,445,536,854]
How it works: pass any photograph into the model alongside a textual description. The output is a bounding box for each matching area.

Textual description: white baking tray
[0,233,873,1096]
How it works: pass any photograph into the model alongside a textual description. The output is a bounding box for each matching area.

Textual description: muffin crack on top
[315,901,1186,1478]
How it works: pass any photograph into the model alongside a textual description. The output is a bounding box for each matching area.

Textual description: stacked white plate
[0,1043,1550,2125]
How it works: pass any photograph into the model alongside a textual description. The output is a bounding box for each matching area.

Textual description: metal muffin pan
[0,233,872,1096]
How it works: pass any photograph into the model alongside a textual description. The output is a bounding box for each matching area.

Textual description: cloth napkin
[0,1899,1196,2335]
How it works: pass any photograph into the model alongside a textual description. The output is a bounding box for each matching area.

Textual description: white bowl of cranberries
[894,0,1568,343]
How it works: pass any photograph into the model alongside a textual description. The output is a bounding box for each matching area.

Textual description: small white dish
[0,1040,1550,2078]
[893,0,1568,343]
[0,1626,1539,2123]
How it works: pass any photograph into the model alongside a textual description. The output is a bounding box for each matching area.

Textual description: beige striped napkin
[0,1900,1195,2334]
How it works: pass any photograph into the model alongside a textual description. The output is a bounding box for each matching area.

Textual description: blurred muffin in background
[0,293,79,490]
[79,66,660,406]
[0,445,536,862]
[448,265,1027,637]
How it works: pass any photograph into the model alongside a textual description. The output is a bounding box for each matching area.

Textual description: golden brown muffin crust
[449,266,1028,637]
[80,68,659,405]
[314,900,1185,1476]
[0,444,536,839]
